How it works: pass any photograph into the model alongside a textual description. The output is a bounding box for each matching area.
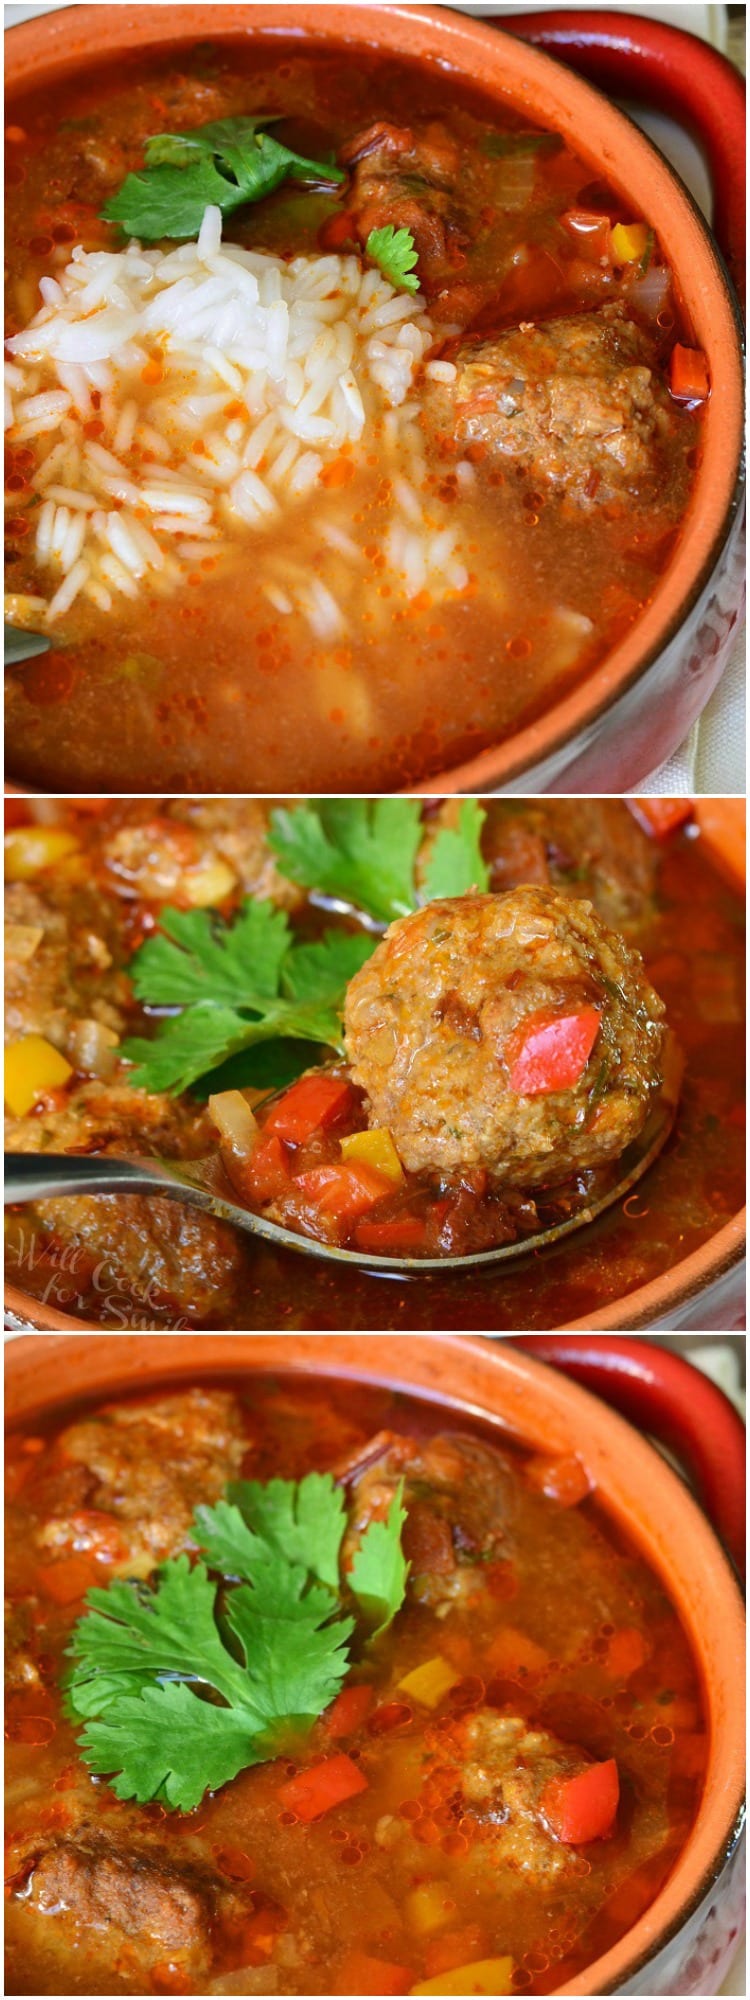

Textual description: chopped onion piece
[208,1089,259,1159]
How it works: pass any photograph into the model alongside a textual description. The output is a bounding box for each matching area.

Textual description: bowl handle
[500,8,745,301]
[512,1335,746,1575]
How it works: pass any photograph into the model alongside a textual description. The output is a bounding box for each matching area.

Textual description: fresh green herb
[349,1486,409,1639]
[65,1472,408,1809]
[102,114,344,242]
[121,902,373,1095]
[268,799,489,926]
[421,801,491,901]
[365,223,420,294]
[268,800,424,924]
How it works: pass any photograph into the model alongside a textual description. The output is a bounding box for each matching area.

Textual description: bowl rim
[4,1329,746,1996]
[3,0,746,794]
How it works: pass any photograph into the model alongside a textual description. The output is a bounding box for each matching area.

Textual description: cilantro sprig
[65,1472,409,1810]
[268,799,490,925]
[103,115,344,242]
[121,904,373,1096]
[366,224,420,294]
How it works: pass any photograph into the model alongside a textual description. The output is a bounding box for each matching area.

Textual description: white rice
[6,206,474,633]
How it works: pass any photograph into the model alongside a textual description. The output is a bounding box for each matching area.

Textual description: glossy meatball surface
[343,887,666,1184]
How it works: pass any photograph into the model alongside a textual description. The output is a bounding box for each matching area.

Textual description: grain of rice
[46,557,89,621]
[425,359,457,384]
[59,509,87,572]
[46,485,99,511]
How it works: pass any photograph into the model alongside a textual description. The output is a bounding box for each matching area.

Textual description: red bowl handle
[497,8,746,302]
[512,1335,746,1576]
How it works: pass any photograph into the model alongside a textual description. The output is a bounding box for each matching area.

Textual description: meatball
[343,886,666,1184]
[436,305,675,504]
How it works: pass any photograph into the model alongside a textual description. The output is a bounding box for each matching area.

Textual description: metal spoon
[5,623,52,666]
[4,1093,676,1274]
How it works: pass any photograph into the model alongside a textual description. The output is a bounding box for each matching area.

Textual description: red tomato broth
[5,36,702,793]
[5,1371,709,1997]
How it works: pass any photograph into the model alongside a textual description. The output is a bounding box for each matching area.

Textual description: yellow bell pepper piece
[4,827,79,882]
[405,1884,452,1936]
[411,1958,514,1997]
[610,221,648,264]
[183,859,237,907]
[398,1656,459,1709]
[5,1034,73,1117]
[340,1127,404,1184]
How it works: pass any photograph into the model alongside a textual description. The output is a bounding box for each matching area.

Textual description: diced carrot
[35,1556,101,1605]
[293,1161,393,1220]
[486,1626,549,1677]
[508,1008,601,1096]
[524,1452,593,1507]
[264,1071,353,1142]
[669,344,709,402]
[606,1627,648,1680]
[627,798,693,838]
[412,1957,514,1996]
[323,1683,373,1739]
[242,1132,291,1204]
[541,1758,619,1844]
[355,1214,427,1254]
[277,1752,368,1823]
[334,1952,412,1995]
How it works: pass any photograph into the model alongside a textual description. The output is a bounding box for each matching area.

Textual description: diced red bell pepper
[541,1758,620,1844]
[508,1008,601,1096]
[243,1133,291,1204]
[627,798,693,839]
[669,344,709,403]
[277,1752,368,1822]
[263,1072,352,1143]
[323,1683,373,1739]
[293,1161,393,1220]
[354,1214,427,1254]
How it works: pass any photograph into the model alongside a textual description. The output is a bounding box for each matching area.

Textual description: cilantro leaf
[75,1680,264,1811]
[121,904,374,1096]
[225,1566,352,1727]
[422,801,491,901]
[121,1004,256,1097]
[128,902,292,1010]
[66,1557,251,1715]
[366,224,420,294]
[103,115,343,242]
[269,801,423,924]
[225,1471,347,1591]
[349,1485,410,1639]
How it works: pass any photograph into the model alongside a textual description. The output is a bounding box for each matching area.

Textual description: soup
[5,1369,710,1996]
[3,796,745,1329]
[5,34,706,792]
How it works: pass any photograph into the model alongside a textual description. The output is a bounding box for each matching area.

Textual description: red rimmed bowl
[4,3,746,794]
[4,1330,745,1995]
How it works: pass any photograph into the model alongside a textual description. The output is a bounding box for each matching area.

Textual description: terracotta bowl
[4,3,745,795]
[4,798,745,1334]
[5,1331,745,1996]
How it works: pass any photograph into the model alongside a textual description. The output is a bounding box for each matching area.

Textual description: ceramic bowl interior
[4,1331,746,1998]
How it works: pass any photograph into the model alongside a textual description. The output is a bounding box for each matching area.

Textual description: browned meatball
[343,886,666,1185]
[438,305,675,504]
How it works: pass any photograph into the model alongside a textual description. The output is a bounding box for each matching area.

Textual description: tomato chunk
[508,1008,601,1096]
[293,1161,393,1219]
[627,798,693,838]
[277,1752,368,1822]
[35,1556,101,1605]
[263,1072,352,1143]
[541,1758,619,1843]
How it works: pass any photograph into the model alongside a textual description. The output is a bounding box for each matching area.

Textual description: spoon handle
[4,1152,175,1204]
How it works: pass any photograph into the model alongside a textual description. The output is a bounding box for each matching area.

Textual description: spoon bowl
[4,1091,677,1274]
